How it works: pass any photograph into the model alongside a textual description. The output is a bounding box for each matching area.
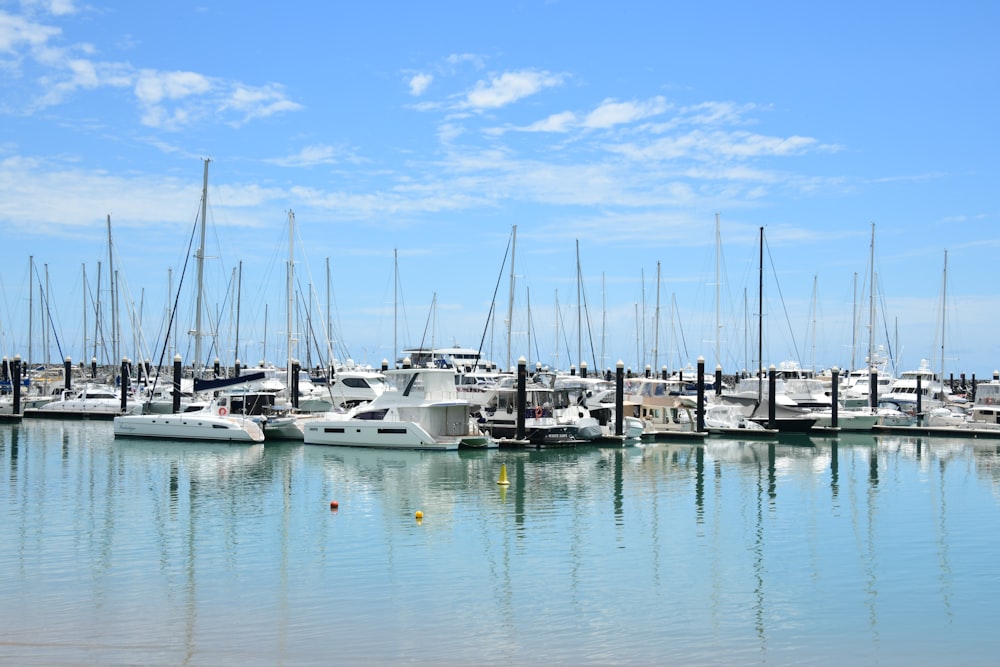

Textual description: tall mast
[867,222,875,375]
[82,263,87,363]
[287,210,295,386]
[575,239,581,369]
[44,263,50,365]
[653,262,661,371]
[640,268,646,370]
[326,257,332,368]
[393,248,398,368]
[757,226,764,402]
[193,158,210,376]
[107,214,117,366]
[940,249,947,382]
[93,261,101,363]
[235,261,242,371]
[28,255,33,366]
[715,213,721,370]
[506,226,516,371]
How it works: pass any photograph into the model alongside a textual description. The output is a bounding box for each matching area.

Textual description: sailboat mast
[940,249,947,382]
[287,210,295,387]
[867,222,875,374]
[757,226,764,401]
[715,213,721,370]
[394,248,398,369]
[82,263,87,364]
[193,158,210,377]
[235,261,242,372]
[654,261,661,371]
[576,239,581,369]
[326,257,332,368]
[44,264,50,365]
[506,226,516,371]
[28,255,33,367]
[107,214,117,366]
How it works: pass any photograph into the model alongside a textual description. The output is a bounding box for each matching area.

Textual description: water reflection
[3,422,1000,664]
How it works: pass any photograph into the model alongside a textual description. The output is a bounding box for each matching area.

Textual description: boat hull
[113,414,265,442]
[302,419,461,450]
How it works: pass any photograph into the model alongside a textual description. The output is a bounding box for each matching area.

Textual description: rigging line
[557,303,574,369]
[576,262,599,371]
[199,267,237,370]
[476,230,513,364]
[31,262,65,364]
[291,278,329,370]
[147,207,201,395]
[763,236,802,367]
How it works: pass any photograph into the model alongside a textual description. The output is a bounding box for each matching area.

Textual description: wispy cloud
[270,144,359,168]
[582,96,669,129]
[462,69,564,110]
[1,7,302,129]
[408,72,432,96]
[0,10,61,57]
[609,129,819,162]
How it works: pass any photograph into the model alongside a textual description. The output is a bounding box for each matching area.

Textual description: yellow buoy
[497,463,510,486]
[415,510,423,520]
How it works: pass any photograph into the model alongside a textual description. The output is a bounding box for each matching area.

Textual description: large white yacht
[302,366,492,450]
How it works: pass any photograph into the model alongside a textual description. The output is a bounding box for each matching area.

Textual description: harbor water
[3,420,1000,665]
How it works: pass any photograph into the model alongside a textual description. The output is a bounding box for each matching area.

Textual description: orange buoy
[329,500,339,510]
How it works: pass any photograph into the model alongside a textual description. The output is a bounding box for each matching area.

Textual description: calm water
[3,420,1000,666]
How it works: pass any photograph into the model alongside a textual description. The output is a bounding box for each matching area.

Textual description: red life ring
[218,406,228,416]
[534,405,543,419]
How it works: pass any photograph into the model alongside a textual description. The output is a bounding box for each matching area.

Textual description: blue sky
[1,0,997,378]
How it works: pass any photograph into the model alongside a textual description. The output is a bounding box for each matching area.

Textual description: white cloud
[408,72,432,96]
[271,144,344,168]
[463,69,563,110]
[134,69,213,105]
[20,0,78,16]
[1,8,301,129]
[222,83,302,123]
[0,10,60,54]
[610,130,818,162]
[132,72,301,129]
[445,53,485,69]
[582,96,669,129]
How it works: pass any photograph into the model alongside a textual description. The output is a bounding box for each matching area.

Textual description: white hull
[303,419,461,450]
[39,399,142,415]
[113,413,265,442]
[810,410,879,431]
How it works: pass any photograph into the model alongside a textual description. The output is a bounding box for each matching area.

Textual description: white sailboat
[114,160,262,443]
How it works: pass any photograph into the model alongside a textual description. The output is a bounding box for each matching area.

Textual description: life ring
[534,405,543,419]
[218,406,228,416]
